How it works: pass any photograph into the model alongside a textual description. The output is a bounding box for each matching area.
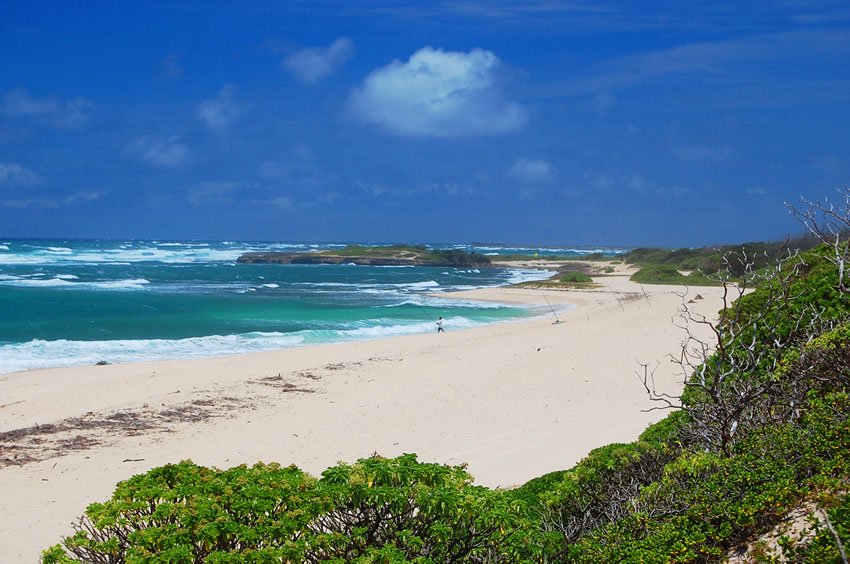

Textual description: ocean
[0,240,624,374]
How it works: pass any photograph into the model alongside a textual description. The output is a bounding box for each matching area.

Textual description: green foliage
[306,454,537,561]
[329,244,428,257]
[623,235,819,276]
[43,461,320,563]
[778,492,850,562]
[540,440,680,546]
[510,470,567,511]
[630,264,720,286]
[637,411,689,448]
[317,245,491,266]
[565,392,850,562]
[630,264,685,282]
[44,455,540,563]
[559,272,593,284]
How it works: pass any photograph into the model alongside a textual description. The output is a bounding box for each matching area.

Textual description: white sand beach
[0,273,726,562]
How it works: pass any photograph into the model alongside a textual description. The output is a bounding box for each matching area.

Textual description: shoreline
[0,274,725,561]
[0,265,559,377]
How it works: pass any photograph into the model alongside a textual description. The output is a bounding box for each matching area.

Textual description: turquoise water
[0,240,623,373]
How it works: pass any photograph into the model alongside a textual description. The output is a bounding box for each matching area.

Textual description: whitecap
[401,280,440,289]
[260,283,279,288]
[0,332,308,374]
[505,269,557,285]
[0,277,150,290]
[84,278,150,290]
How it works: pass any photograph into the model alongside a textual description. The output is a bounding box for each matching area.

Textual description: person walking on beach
[436,317,445,333]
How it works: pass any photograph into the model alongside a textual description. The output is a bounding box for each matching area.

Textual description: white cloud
[129,135,190,168]
[357,180,468,198]
[64,191,103,204]
[271,195,293,208]
[620,174,689,197]
[197,84,242,133]
[349,46,527,137]
[2,88,93,128]
[0,163,42,187]
[283,38,355,84]
[509,157,554,184]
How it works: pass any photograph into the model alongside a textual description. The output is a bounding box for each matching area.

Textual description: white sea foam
[0,245,246,265]
[504,269,556,285]
[402,280,439,289]
[0,315,501,374]
[56,274,79,280]
[0,245,9,251]
[0,277,73,287]
[86,278,150,290]
[260,283,280,288]
[0,332,306,374]
[0,277,150,290]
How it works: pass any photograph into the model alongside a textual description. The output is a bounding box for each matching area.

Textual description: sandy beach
[0,273,725,562]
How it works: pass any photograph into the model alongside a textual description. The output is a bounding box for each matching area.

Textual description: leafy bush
[623,235,819,276]
[559,272,593,284]
[778,492,850,561]
[540,440,680,549]
[630,264,686,283]
[565,392,850,562]
[44,454,541,563]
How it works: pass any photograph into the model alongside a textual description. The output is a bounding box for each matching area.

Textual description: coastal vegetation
[559,272,593,284]
[236,245,492,267]
[629,264,720,286]
[623,234,821,285]
[44,192,850,562]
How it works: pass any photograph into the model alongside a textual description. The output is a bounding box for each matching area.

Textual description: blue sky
[1,1,848,246]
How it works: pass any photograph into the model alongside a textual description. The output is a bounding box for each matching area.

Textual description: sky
[1,1,849,247]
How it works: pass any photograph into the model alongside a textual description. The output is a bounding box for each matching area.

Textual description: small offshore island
[236,244,493,267]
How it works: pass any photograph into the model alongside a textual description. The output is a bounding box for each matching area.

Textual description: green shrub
[560,272,593,284]
[630,264,686,283]
[43,455,542,563]
[565,392,850,562]
[778,492,850,561]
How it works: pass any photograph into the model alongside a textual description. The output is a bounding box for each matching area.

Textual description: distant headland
[236,244,493,267]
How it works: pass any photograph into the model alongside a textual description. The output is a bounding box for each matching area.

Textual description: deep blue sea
[0,240,625,374]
